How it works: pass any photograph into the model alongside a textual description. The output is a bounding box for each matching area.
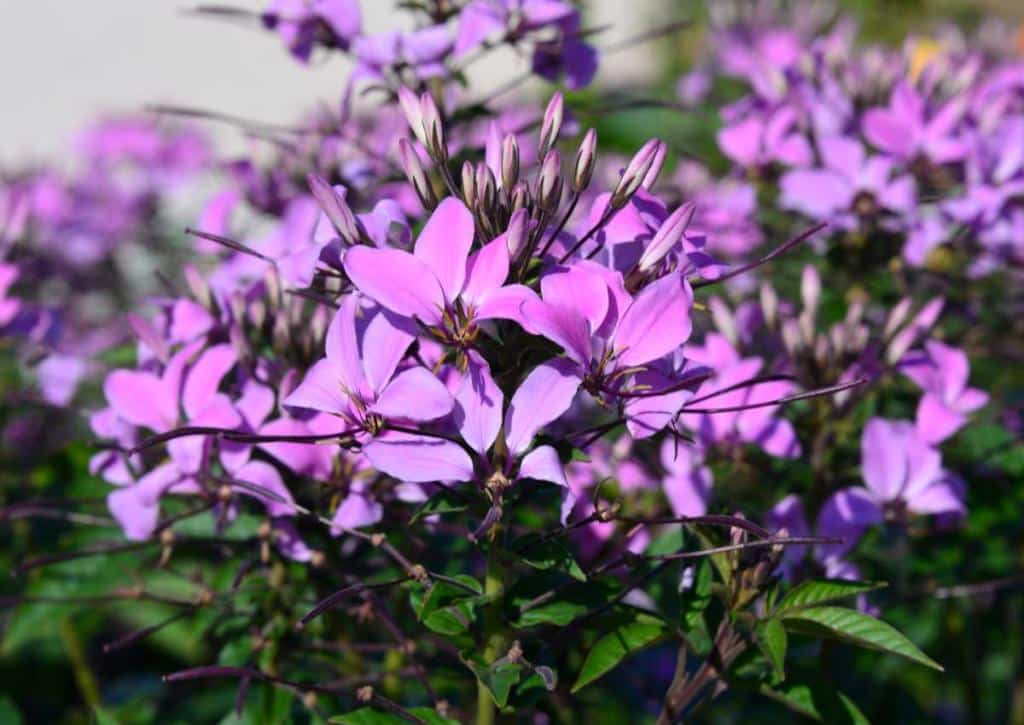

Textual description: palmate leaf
[571,613,668,692]
[773,579,886,615]
[781,606,943,671]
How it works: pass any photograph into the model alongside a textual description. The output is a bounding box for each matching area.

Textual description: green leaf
[758,681,870,724]
[513,534,587,581]
[755,618,787,680]
[781,606,943,671]
[774,579,886,615]
[411,488,469,522]
[330,707,457,724]
[418,579,481,636]
[93,706,119,725]
[461,653,524,708]
[0,698,22,725]
[572,614,668,692]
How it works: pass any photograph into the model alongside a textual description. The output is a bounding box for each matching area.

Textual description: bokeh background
[2,1,1024,724]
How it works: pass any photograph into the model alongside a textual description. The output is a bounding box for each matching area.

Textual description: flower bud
[307,174,363,245]
[500,134,520,191]
[637,201,695,273]
[800,264,821,312]
[505,208,529,259]
[708,296,738,346]
[572,128,598,192]
[610,138,662,210]
[509,182,529,214]
[537,150,563,212]
[397,138,437,210]
[538,92,564,159]
[461,161,477,209]
[397,86,426,147]
[248,298,266,331]
[781,317,802,355]
[419,91,447,161]
[883,297,912,339]
[759,282,779,329]
[641,140,668,190]
[476,162,497,216]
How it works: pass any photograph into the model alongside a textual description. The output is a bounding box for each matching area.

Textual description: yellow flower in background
[908,37,944,81]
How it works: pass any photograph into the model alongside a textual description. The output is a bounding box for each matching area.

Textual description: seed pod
[572,128,598,192]
[538,92,564,158]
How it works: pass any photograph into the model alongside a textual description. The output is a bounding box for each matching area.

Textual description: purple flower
[455,0,597,89]
[523,263,694,436]
[660,438,712,517]
[343,198,536,348]
[351,26,453,85]
[284,294,453,437]
[900,341,988,444]
[263,0,362,61]
[717,105,813,169]
[780,136,916,229]
[678,333,801,459]
[862,81,967,163]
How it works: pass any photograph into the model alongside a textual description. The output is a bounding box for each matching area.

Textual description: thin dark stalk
[691,223,827,289]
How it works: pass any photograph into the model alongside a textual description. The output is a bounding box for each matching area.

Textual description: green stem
[60,618,101,709]
[476,536,507,725]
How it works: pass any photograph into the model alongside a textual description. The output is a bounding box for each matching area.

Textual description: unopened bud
[572,128,598,192]
[397,138,437,210]
[264,265,283,310]
[184,265,212,309]
[781,318,802,355]
[883,297,912,339]
[475,162,497,215]
[759,282,779,329]
[461,161,477,208]
[397,86,426,146]
[356,685,374,703]
[501,134,520,191]
[505,208,529,259]
[640,140,668,190]
[800,265,821,312]
[272,313,291,355]
[538,92,564,158]
[637,201,695,273]
[610,139,662,209]
[537,150,562,211]
[509,182,529,213]
[419,92,447,161]
[708,296,739,346]
[307,174,363,245]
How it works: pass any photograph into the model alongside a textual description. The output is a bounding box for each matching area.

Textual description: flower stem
[476,533,507,725]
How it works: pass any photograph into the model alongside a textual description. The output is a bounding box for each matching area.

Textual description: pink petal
[522,298,592,367]
[915,393,966,445]
[372,367,454,422]
[183,344,236,420]
[613,275,693,367]
[234,460,297,518]
[104,370,177,432]
[284,358,351,416]
[344,246,444,324]
[326,295,369,396]
[503,358,580,457]
[860,418,910,500]
[413,197,475,303]
[541,265,610,333]
[331,490,383,533]
[364,430,475,483]
[360,308,414,395]
[454,353,503,457]
[462,236,510,308]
